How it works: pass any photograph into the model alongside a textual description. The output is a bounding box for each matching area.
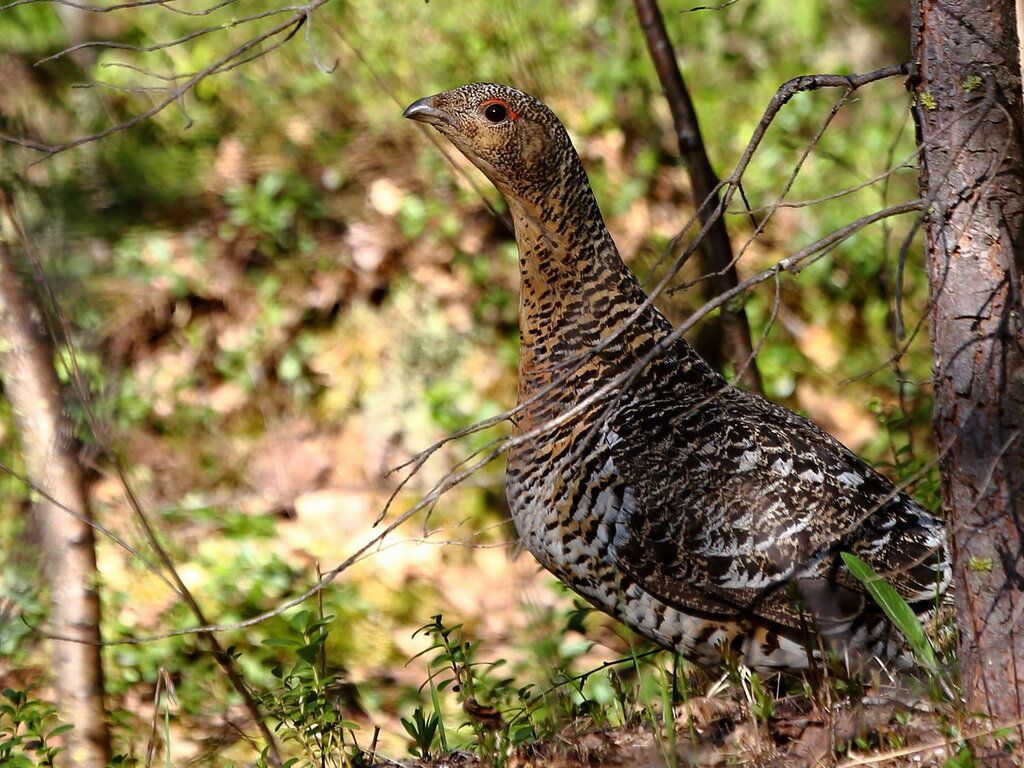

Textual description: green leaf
[296,643,320,665]
[400,716,419,740]
[289,610,311,632]
[261,638,300,648]
[942,746,976,768]
[841,552,939,669]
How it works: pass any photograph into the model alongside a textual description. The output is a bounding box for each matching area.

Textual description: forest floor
[366,695,970,767]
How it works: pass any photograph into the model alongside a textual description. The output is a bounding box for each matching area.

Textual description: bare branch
[35,6,301,67]
[670,88,855,297]
[634,0,762,392]
[0,459,180,596]
[2,0,242,16]
[0,131,52,152]
[1,3,328,162]
[684,0,742,12]
[731,160,916,215]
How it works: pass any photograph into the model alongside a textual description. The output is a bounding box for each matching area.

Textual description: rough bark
[912,0,1024,752]
[0,234,111,764]
[633,0,763,394]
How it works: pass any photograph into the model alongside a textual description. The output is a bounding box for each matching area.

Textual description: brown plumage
[404,83,950,672]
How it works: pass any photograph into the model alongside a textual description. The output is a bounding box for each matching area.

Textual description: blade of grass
[428,669,449,753]
[840,552,940,669]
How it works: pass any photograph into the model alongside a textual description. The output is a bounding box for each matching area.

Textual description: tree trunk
[912,0,1024,752]
[0,231,112,765]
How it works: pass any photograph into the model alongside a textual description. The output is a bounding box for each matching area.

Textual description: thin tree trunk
[0,234,112,763]
[912,0,1024,753]
[633,0,763,394]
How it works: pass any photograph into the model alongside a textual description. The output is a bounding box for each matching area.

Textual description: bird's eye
[483,102,509,123]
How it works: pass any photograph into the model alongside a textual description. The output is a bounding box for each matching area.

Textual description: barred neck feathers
[507,163,655,389]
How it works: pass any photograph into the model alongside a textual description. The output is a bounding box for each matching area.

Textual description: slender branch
[0,459,180,595]
[1,0,242,16]
[35,6,301,67]
[0,2,327,161]
[670,89,854,296]
[732,160,916,215]
[634,0,762,392]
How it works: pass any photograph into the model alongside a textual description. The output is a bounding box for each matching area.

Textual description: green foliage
[402,607,699,765]
[256,610,365,768]
[0,687,69,767]
[224,172,324,257]
[400,707,440,759]
[961,74,983,93]
[967,556,993,573]
[943,746,977,768]
[0,5,66,53]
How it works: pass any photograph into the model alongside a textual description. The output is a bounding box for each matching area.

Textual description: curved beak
[402,96,455,127]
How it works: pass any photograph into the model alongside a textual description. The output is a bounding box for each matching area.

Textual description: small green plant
[400,706,439,759]
[408,611,639,765]
[738,666,775,723]
[961,74,983,93]
[223,172,323,256]
[656,664,678,768]
[0,687,71,767]
[967,556,993,572]
[411,615,508,762]
[256,608,364,768]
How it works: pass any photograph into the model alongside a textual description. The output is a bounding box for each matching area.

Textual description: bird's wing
[601,389,949,633]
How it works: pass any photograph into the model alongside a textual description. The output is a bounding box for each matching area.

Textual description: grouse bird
[404,83,950,672]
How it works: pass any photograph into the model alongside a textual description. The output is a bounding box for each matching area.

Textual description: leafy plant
[256,609,364,768]
[400,706,439,759]
[0,687,71,767]
[410,615,503,758]
[841,552,940,670]
[224,172,323,256]
[841,550,953,704]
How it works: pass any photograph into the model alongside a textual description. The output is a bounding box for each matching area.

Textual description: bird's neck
[509,193,652,356]
[507,175,706,430]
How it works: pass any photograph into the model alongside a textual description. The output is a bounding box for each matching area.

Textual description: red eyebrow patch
[481,98,520,121]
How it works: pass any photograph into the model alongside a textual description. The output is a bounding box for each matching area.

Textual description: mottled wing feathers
[604,386,949,634]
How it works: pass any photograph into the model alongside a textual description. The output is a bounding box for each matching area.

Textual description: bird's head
[403,83,577,200]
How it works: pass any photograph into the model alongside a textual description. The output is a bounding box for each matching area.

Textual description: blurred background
[0,0,937,762]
